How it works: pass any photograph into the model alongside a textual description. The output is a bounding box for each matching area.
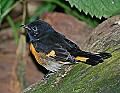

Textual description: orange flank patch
[46,50,56,57]
[29,43,45,64]
[75,56,89,62]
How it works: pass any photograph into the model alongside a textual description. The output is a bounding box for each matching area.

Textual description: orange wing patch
[46,50,56,57]
[30,43,45,64]
[75,56,89,62]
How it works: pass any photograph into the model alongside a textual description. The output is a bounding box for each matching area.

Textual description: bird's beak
[20,24,31,30]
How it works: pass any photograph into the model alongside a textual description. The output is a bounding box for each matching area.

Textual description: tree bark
[21,14,120,93]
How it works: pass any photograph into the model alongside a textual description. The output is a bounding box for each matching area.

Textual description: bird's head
[21,20,52,42]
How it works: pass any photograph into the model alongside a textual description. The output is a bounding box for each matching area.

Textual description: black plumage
[21,20,112,72]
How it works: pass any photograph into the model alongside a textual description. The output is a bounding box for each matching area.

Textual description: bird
[21,20,112,73]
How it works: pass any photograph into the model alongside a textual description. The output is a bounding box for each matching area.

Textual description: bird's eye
[32,26,37,31]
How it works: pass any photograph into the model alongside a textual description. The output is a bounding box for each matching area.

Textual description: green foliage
[1,0,20,44]
[2,0,14,12]
[1,0,14,24]
[0,1,1,17]
[68,0,120,19]
[45,0,99,27]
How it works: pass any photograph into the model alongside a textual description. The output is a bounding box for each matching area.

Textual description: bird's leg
[42,71,54,80]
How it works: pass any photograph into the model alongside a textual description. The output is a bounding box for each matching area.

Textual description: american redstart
[21,20,112,72]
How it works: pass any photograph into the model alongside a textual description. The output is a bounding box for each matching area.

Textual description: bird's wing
[32,41,76,64]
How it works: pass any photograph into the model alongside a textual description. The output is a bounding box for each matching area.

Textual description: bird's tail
[75,52,112,66]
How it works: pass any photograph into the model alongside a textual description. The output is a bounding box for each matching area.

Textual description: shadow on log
[21,14,120,93]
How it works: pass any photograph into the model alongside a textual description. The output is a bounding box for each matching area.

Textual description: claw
[42,71,54,80]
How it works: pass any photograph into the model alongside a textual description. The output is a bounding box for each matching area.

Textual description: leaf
[45,0,99,27]
[1,1,19,24]
[68,0,120,19]
[1,0,14,13]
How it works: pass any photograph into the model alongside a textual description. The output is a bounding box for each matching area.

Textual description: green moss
[22,45,120,93]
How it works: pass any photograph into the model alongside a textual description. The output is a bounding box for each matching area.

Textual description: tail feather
[75,52,112,66]
[98,52,112,59]
[85,52,112,66]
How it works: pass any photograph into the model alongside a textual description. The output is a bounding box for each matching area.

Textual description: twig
[15,0,28,91]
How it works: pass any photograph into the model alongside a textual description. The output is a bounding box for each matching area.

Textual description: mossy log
[21,15,120,93]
